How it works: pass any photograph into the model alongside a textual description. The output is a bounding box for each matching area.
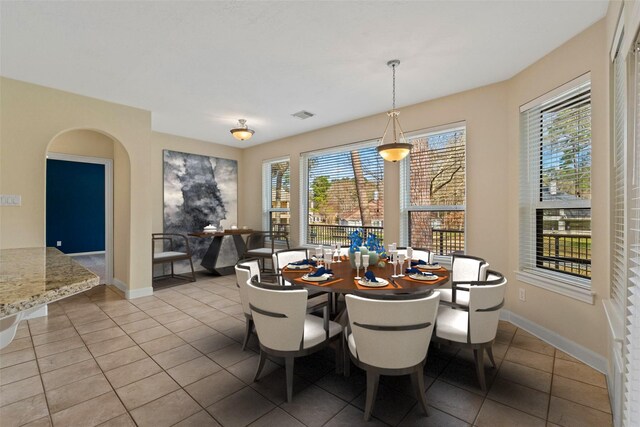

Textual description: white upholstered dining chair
[234,259,261,350]
[272,248,311,286]
[438,254,489,306]
[434,270,507,392]
[344,291,441,421]
[396,247,433,264]
[247,278,342,403]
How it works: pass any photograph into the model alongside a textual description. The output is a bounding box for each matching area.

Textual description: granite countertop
[0,247,99,318]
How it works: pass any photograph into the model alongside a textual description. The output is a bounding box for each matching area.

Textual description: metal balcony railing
[307,224,384,246]
[538,233,591,278]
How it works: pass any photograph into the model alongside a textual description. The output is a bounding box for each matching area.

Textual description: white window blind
[519,76,592,285]
[625,41,640,427]
[613,47,628,315]
[262,158,290,237]
[402,125,466,254]
[301,142,383,246]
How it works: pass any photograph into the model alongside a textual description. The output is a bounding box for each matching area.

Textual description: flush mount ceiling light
[376,59,412,162]
[230,119,255,141]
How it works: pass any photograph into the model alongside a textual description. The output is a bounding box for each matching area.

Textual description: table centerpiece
[348,228,386,268]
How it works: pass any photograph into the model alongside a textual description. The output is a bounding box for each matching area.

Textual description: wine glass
[391,250,399,278]
[406,247,413,262]
[315,246,323,265]
[362,254,370,281]
[334,243,341,262]
[398,254,406,277]
[354,251,362,280]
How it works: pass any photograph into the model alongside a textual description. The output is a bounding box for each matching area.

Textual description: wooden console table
[188,229,253,275]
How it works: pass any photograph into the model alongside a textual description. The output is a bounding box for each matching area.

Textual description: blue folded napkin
[411,260,427,266]
[309,267,333,277]
[364,271,379,283]
[290,259,317,266]
[406,268,432,276]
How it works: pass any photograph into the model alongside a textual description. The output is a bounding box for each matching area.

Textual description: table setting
[281,230,450,294]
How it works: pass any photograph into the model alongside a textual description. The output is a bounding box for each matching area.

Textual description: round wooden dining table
[280,258,450,295]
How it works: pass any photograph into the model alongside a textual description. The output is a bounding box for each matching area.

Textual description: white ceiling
[0,1,608,147]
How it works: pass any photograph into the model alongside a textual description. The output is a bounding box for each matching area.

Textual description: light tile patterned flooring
[0,274,612,426]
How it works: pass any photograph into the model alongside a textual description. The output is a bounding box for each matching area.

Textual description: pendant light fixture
[376,60,412,162]
[230,119,255,141]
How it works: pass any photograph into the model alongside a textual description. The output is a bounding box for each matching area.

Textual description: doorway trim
[46,152,114,285]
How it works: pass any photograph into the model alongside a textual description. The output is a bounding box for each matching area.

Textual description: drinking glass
[391,250,399,278]
[324,249,332,270]
[398,254,406,277]
[406,247,413,262]
[354,251,362,280]
[362,254,370,280]
[315,246,323,265]
[334,243,341,262]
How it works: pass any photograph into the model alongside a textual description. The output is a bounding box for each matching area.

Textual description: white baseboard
[500,309,608,374]
[112,278,153,300]
[68,251,106,256]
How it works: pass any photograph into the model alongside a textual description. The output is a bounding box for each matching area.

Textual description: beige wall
[505,21,609,356]
[242,20,610,357]
[242,83,510,274]
[0,77,150,290]
[48,129,115,159]
[150,131,243,233]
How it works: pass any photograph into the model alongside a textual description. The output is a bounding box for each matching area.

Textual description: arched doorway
[45,129,131,287]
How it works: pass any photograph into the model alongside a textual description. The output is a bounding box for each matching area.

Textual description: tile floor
[0,274,612,426]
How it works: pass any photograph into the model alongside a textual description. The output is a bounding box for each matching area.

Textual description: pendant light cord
[391,62,397,143]
[392,63,396,111]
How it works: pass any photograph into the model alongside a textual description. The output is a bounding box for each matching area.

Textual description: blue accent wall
[46,159,105,254]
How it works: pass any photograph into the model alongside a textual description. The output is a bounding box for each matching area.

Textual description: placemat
[294,277,343,287]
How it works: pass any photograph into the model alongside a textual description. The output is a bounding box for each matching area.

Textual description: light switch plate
[0,195,21,206]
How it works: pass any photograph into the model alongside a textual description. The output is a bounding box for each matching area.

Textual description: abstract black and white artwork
[163,150,238,270]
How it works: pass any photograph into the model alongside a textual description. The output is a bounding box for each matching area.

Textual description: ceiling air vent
[292,110,315,120]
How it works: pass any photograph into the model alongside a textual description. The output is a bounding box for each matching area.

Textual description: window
[519,75,591,288]
[301,141,384,246]
[401,124,466,254]
[262,158,290,237]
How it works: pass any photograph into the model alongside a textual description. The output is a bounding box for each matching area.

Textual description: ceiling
[0,1,608,147]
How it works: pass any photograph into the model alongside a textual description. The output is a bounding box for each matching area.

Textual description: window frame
[517,73,594,303]
[399,122,467,256]
[262,156,290,237]
[299,139,382,247]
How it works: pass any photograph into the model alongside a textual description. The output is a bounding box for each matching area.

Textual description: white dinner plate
[358,278,389,288]
[409,273,438,281]
[287,264,310,270]
[302,273,332,282]
[416,264,441,270]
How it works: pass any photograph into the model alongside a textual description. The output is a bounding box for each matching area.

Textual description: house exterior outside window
[400,123,466,255]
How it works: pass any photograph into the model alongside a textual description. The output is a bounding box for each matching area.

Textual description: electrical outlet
[519,288,526,301]
[0,194,21,206]
[56,241,62,247]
